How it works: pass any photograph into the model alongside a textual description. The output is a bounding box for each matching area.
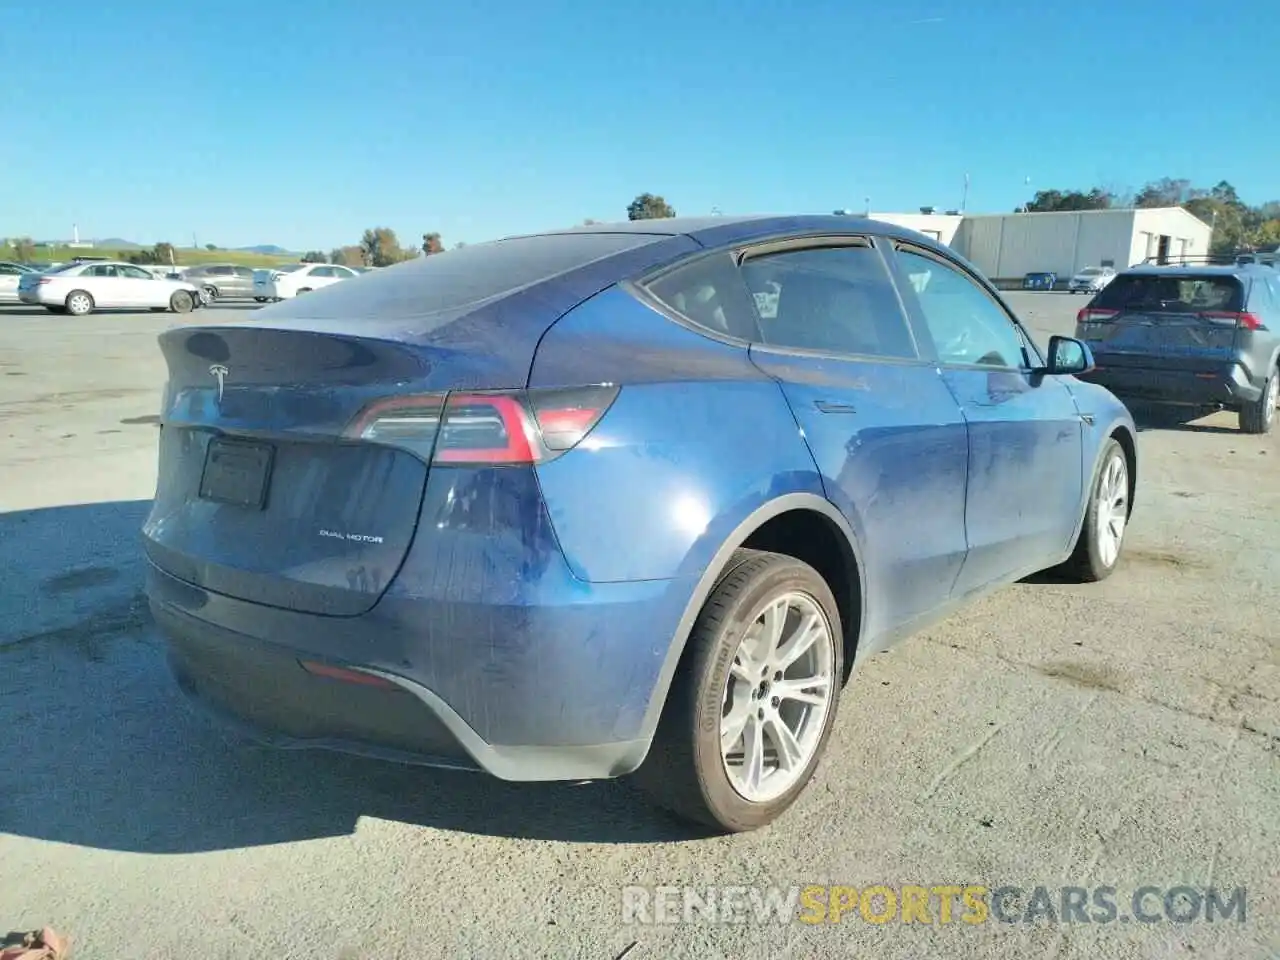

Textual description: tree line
[306,196,681,267]
[1020,178,1280,254]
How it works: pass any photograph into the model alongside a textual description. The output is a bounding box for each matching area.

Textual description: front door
[888,243,1084,595]
[737,238,971,645]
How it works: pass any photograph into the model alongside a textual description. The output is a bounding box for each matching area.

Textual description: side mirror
[1045,335,1094,376]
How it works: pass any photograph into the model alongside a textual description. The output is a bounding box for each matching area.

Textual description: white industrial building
[872,207,1213,283]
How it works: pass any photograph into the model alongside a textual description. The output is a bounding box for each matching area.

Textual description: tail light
[344,385,619,465]
[1077,307,1118,324]
[1200,311,1263,330]
[36,277,54,286]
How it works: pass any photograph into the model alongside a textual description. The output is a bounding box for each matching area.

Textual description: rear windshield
[1092,274,1244,313]
[270,231,663,322]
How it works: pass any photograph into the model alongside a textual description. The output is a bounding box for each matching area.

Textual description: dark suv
[1073,264,1280,433]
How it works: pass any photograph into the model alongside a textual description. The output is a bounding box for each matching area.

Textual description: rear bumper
[1077,360,1262,407]
[147,524,697,782]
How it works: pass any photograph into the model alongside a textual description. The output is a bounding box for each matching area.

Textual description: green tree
[627,193,676,220]
[360,227,409,267]
[330,245,365,267]
[1023,188,1114,212]
[9,236,36,261]
[301,250,327,262]
[422,232,444,255]
[1133,178,1196,208]
[129,249,158,265]
[153,242,176,265]
[205,243,218,251]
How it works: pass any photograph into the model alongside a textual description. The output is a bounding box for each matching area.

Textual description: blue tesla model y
[143,214,1137,832]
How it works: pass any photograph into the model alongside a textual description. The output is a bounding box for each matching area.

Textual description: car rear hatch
[143,230,691,617]
[1076,273,1252,371]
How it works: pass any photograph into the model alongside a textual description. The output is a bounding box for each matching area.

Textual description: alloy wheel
[1095,454,1129,568]
[720,591,835,804]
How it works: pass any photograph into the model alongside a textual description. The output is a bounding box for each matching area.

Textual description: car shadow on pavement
[0,501,707,854]
[1127,404,1240,435]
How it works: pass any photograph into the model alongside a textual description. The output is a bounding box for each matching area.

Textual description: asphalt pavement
[0,294,1276,959]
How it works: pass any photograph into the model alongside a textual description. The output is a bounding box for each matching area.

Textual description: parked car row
[0,257,376,312]
[12,260,206,315]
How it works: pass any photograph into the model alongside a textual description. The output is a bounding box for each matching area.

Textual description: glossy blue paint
[142,214,1139,783]
[747,348,969,642]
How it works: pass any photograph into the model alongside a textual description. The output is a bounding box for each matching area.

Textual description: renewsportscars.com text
[621,884,1247,926]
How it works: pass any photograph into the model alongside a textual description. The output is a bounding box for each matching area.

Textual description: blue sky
[4,0,1277,250]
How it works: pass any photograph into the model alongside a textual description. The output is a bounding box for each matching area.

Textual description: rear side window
[642,251,762,340]
[740,243,917,359]
[1093,274,1245,313]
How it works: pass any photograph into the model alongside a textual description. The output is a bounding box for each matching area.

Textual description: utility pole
[961,173,970,213]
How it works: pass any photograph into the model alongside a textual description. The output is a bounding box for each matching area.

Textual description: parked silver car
[181,263,257,302]
[1068,265,1117,294]
[17,260,204,315]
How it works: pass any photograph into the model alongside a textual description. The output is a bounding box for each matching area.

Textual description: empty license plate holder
[199,437,274,509]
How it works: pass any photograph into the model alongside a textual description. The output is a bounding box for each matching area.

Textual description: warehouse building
[872,207,1213,284]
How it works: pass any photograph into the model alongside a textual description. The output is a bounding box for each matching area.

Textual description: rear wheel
[1058,438,1129,582]
[632,549,843,833]
[65,290,94,316]
[170,290,194,314]
[1239,367,1278,435]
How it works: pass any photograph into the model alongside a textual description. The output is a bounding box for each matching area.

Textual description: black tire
[631,548,844,833]
[296,287,312,295]
[1057,438,1130,583]
[254,296,268,303]
[64,290,94,316]
[170,290,194,314]
[1238,366,1277,435]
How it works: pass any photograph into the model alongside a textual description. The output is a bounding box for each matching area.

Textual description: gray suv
[182,264,256,302]
[1073,264,1280,433]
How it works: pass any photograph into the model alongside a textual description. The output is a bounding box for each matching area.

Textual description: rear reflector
[344,385,619,465]
[1077,308,1118,324]
[300,660,399,688]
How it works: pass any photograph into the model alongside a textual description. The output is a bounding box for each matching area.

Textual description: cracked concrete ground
[0,294,1276,959]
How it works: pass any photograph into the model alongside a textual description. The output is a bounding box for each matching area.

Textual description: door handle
[814,400,857,414]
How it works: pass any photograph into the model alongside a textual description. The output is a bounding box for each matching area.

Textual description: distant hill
[235,244,291,255]
[93,237,143,250]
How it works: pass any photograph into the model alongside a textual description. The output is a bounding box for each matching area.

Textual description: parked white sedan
[0,261,37,303]
[17,261,203,315]
[253,263,360,301]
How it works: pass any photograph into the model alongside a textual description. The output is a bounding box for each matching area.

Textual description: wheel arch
[635,492,866,750]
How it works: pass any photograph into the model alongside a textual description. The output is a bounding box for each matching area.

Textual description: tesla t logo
[209,364,229,403]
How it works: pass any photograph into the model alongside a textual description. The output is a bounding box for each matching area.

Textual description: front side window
[896,247,1027,368]
[739,243,917,359]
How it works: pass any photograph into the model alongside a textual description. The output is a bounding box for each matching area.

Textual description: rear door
[1077,272,1247,370]
[84,263,131,306]
[734,237,971,640]
[888,242,1084,593]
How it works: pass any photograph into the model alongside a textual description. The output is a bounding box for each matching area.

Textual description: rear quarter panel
[529,286,825,583]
